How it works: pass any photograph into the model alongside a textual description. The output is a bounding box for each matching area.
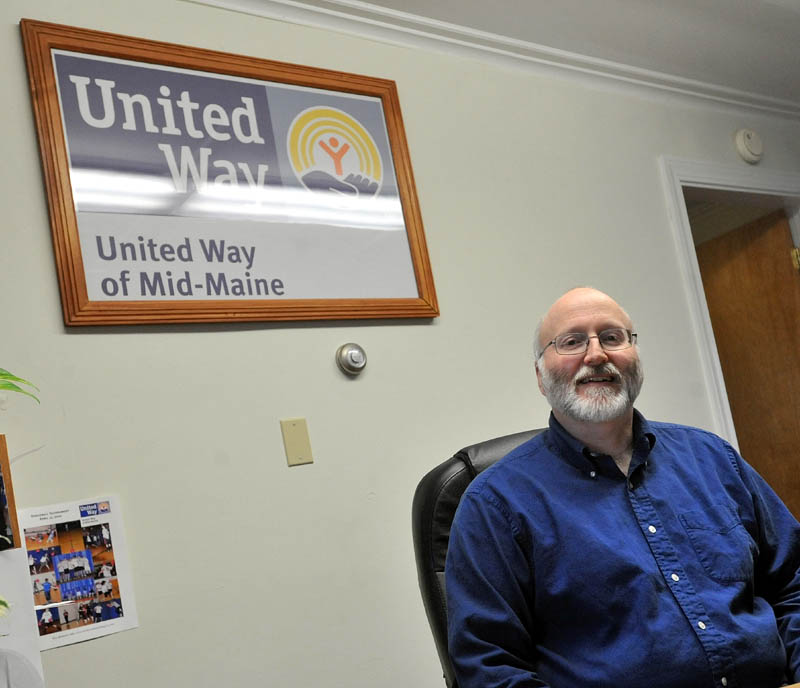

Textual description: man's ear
[535,362,546,396]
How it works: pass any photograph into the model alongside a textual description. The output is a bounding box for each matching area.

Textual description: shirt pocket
[680,505,755,583]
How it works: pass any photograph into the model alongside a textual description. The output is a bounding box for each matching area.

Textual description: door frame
[659,156,800,446]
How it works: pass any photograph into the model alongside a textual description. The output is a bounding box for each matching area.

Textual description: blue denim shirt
[445,411,800,688]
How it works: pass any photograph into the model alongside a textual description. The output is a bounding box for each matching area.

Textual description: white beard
[539,358,643,423]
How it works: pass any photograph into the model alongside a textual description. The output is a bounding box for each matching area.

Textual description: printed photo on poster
[19,496,138,650]
[21,19,438,325]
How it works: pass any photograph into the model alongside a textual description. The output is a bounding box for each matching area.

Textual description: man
[93,601,103,624]
[56,555,66,582]
[446,287,800,688]
[38,608,53,630]
[110,599,123,617]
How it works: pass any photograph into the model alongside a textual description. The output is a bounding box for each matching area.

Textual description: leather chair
[412,428,545,688]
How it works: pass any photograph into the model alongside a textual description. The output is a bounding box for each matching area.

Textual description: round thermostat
[735,129,763,164]
[336,343,367,376]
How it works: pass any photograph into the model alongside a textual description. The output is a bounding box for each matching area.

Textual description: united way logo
[80,501,111,517]
[287,107,382,197]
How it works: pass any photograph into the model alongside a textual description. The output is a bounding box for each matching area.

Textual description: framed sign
[21,19,438,325]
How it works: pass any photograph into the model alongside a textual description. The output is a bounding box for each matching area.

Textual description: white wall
[2,2,800,687]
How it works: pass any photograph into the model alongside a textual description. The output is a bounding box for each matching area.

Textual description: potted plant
[0,369,38,405]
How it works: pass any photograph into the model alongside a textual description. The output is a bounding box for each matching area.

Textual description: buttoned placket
[549,415,744,688]
[626,465,737,688]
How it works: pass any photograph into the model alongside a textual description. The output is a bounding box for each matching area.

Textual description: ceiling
[683,186,788,244]
[220,0,800,116]
[358,0,800,100]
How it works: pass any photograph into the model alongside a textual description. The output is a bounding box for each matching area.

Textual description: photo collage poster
[19,496,138,650]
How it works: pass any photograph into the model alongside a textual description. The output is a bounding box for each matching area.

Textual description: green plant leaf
[0,369,39,391]
[0,381,39,404]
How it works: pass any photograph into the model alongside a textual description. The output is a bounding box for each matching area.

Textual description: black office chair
[412,428,545,688]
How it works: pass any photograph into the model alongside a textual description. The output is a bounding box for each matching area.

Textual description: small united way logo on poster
[80,501,111,517]
[287,107,382,197]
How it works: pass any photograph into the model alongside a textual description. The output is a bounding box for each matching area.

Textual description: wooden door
[695,209,800,516]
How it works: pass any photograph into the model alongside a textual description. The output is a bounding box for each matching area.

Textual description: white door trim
[659,156,800,446]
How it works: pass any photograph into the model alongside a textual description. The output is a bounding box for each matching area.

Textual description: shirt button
[721,679,727,687]
[697,621,706,630]
[671,573,680,582]
[648,525,657,533]
[589,470,597,478]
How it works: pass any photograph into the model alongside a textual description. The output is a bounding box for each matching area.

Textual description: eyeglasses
[539,328,637,358]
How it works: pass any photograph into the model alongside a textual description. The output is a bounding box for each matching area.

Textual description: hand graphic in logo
[301,170,379,197]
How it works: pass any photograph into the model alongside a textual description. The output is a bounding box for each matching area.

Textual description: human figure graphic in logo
[319,137,349,176]
[287,107,382,197]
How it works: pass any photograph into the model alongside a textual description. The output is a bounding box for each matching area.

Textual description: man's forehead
[541,288,631,336]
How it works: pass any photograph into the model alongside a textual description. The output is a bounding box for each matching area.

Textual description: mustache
[572,363,622,385]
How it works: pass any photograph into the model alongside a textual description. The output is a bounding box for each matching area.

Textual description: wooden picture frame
[0,436,22,550]
[21,19,438,325]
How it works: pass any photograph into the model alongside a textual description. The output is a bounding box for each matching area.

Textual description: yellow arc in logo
[288,107,382,184]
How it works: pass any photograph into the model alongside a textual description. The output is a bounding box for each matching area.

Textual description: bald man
[445,288,800,688]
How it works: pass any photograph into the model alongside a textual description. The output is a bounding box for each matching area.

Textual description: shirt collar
[545,408,657,479]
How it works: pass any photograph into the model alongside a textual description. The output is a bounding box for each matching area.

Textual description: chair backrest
[411,428,544,688]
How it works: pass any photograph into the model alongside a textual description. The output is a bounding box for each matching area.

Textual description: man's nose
[583,337,608,365]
